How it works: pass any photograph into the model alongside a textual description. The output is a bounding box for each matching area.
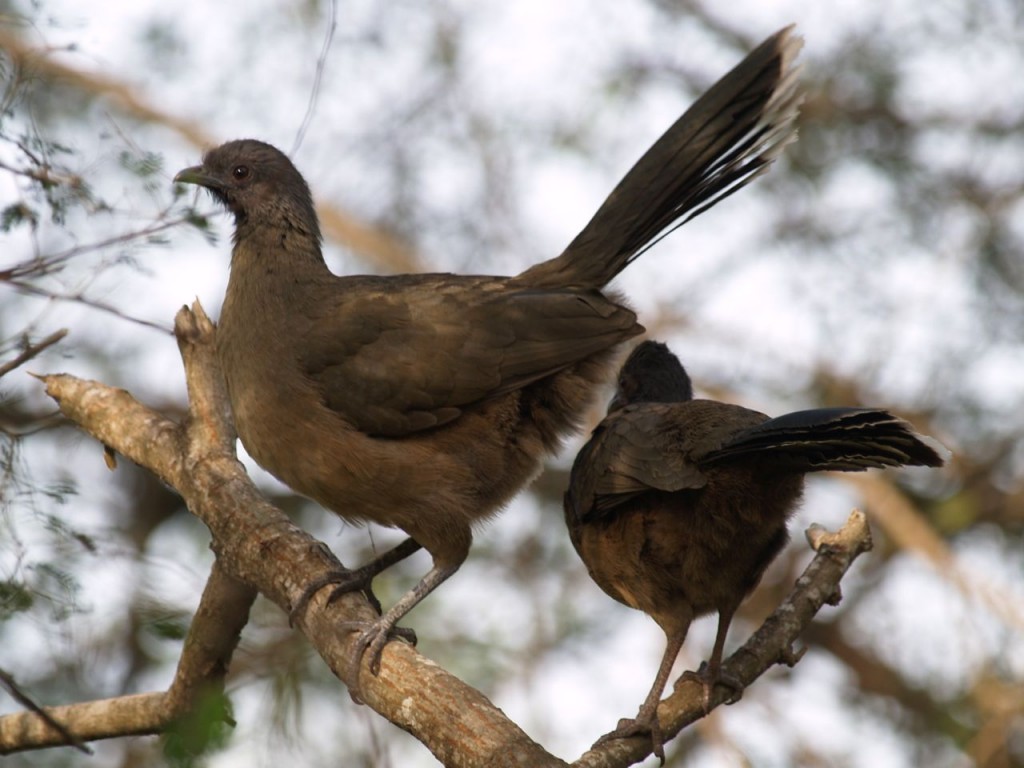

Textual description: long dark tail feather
[704,407,947,472]
[515,25,804,290]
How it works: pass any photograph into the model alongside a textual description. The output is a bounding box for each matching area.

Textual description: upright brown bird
[173,28,803,684]
[565,341,945,760]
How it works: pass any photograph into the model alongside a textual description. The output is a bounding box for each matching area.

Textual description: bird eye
[232,165,250,180]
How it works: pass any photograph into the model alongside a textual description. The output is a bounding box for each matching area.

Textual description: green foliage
[30,563,81,620]
[183,210,218,245]
[163,689,234,768]
[118,149,164,179]
[145,611,192,642]
[1,202,38,232]
[0,578,34,619]
[120,149,166,195]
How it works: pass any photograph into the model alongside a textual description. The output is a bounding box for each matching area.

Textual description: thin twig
[6,282,172,334]
[0,215,198,282]
[0,159,78,187]
[291,0,338,155]
[0,329,67,378]
[0,668,92,754]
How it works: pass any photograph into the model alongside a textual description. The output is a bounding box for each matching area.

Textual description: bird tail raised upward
[515,25,804,290]
[703,407,947,473]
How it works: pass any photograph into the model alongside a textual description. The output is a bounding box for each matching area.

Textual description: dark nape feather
[612,340,694,409]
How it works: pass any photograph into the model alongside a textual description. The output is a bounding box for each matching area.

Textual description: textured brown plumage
[174,28,804,686]
[565,341,945,761]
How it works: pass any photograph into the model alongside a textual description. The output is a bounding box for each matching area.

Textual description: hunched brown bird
[173,28,804,686]
[564,340,945,761]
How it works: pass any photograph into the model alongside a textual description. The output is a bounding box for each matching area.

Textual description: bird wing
[567,400,772,523]
[567,403,708,523]
[299,275,640,437]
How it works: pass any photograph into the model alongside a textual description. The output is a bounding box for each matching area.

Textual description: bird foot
[594,714,666,764]
[338,617,417,703]
[327,582,418,649]
[290,568,383,626]
[677,662,744,711]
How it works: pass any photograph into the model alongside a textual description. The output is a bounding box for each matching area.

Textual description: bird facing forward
[564,341,945,761]
[174,28,804,689]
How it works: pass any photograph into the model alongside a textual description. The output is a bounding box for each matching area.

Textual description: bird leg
[594,628,687,765]
[338,560,460,699]
[289,537,422,623]
[678,605,744,710]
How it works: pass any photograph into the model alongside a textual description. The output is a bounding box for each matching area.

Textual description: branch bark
[3,301,874,767]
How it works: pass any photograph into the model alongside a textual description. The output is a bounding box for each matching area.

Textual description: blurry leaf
[1,202,38,232]
[0,579,34,619]
[118,149,164,179]
[163,688,234,767]
[144,612,191,642]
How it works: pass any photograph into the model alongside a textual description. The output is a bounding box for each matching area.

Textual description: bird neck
[229,216,330,278]
[220,229,332,350]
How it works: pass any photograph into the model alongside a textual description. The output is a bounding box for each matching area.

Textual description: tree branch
[0,669,91,754]
[0,693,168,752]
[0,557,255,753]
[163,559,257,718]
[13,301,874,766]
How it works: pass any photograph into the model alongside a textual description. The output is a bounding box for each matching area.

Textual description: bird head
[609,340,694,412]
[174,139,321,242]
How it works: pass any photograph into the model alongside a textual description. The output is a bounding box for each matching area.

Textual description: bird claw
[338,618,418,702]
[593,715,666,764]
[678,662,744,711]
[326,577,383,613]
[289,569,381,626]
